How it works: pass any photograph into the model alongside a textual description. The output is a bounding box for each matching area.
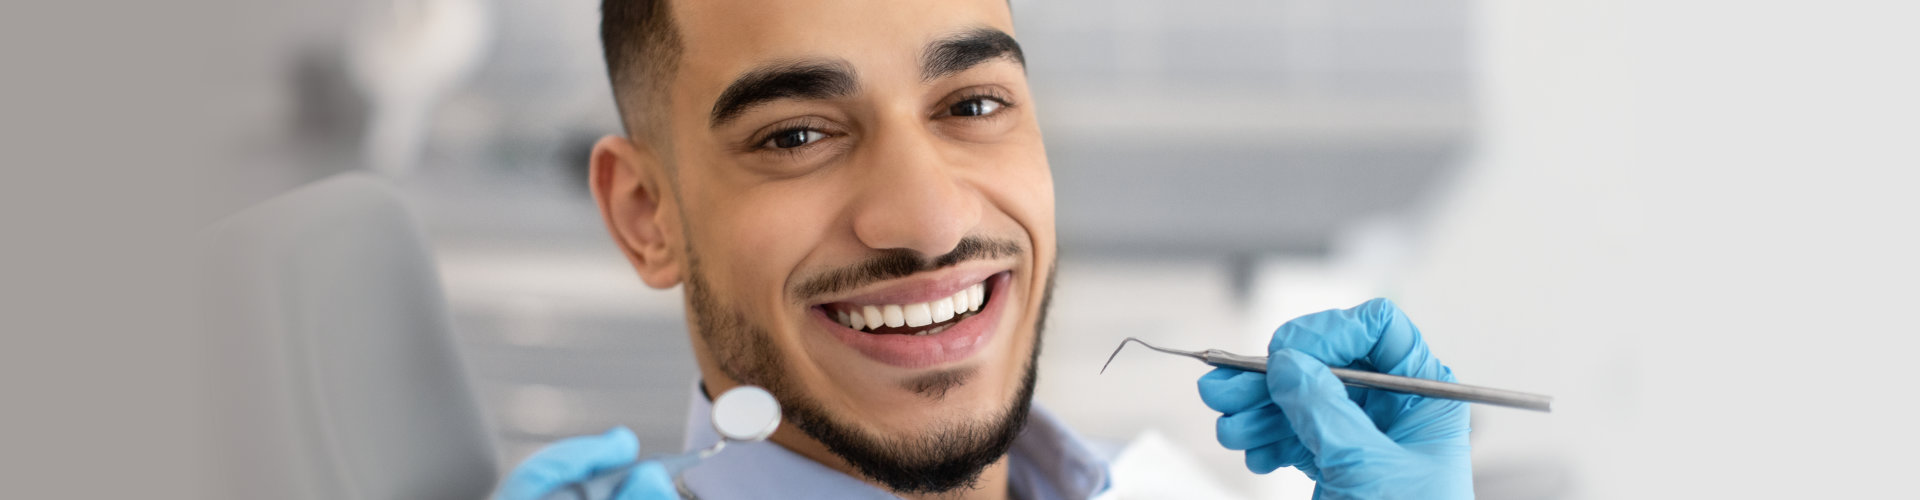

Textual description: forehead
[667,0,1016,99]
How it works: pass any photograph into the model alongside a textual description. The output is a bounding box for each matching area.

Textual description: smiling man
[494,1,1475,499]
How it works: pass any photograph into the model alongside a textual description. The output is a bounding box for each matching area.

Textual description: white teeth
[904,303,932,327]
[861,306,883,331]
[833,280,989,332]
[882,304,905,327]
[931,297,955,323]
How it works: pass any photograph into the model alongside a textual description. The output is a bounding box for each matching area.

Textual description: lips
[810,271,1011,369]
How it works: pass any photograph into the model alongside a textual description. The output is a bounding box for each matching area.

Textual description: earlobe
[589,135,685,289]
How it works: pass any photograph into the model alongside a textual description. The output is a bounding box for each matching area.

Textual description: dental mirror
[542,385,782,500]
[710,385,781,442]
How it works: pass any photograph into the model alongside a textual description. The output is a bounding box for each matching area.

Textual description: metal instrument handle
[1199,349,1553,412]
[1202,350,1268,372]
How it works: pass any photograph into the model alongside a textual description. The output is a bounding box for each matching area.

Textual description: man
[495,1,1472,499]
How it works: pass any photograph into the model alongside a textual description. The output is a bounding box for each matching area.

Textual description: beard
[682,238,1054,495]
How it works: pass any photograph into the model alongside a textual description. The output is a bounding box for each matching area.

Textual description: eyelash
[940,91,1016,119]
[751,117,836,154]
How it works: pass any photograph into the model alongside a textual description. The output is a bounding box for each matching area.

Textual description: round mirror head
[711,385,781,442]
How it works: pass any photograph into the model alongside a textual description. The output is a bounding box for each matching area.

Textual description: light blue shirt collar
[678,383,1111,500]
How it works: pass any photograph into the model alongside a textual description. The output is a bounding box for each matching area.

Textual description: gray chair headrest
[201,172,496,500]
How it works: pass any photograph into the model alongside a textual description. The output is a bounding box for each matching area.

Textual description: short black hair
[600,0,682,138]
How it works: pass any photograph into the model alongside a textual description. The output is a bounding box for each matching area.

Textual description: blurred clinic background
[6,1,1917,499]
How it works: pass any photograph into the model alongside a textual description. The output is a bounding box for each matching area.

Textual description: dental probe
[543,385,783,500]
[1102,337,1553,412]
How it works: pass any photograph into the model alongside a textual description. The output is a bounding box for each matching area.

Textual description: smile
[809,270,1011,369]
[824,281,987,335]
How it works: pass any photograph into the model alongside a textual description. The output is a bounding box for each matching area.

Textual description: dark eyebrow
[921,27,1026,82]
[709,60,859,128]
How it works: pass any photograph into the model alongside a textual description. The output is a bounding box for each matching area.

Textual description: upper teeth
[833,282,986,332]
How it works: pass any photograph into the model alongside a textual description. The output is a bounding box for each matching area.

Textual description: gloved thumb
[1265,349,1399,468]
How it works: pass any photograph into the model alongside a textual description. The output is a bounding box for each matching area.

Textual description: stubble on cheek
[901,366,977,400]
[685,254,788,393]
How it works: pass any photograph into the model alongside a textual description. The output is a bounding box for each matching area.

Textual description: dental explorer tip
[1100,337,1144,374]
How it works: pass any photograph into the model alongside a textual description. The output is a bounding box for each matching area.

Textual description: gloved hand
[1197,298,1472,500]
[494,426,678,500]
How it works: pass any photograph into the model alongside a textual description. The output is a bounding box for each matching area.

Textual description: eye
[947,97,1004,117]
[765,128,828,149]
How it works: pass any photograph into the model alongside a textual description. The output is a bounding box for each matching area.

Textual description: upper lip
[806,261,1011,307]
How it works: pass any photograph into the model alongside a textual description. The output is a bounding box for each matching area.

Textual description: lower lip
[812,271,1012,370]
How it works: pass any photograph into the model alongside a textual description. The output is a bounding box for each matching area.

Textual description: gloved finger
[1244,436,1313,474]
[1362,385,1471,442]
[1267,298,1453,383]
[1265,349,1399,467]
[495,427,641,500]
[1198,367,1269,414]
[1294,461,1322,482]
[1215,404,1296,450]
[612,461,678,500]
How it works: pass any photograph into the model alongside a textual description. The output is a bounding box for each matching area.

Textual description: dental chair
[200,172,497,500]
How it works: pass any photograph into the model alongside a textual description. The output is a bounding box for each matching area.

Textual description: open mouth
[814,278,993,337]
[809,271,1010,369]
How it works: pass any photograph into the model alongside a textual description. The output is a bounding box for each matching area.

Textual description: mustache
[792,236,1024,302]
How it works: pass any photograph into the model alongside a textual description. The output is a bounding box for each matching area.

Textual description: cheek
[705,184,842,306]
[975,143,1056,239]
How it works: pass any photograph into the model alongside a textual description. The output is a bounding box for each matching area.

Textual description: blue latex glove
[494,427,678,500]
[1197,298,1473,499]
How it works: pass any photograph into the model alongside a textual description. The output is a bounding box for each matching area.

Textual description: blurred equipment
[200,173,497,500]
[1104,337,1552,412]
[539,385,783,500]
[346,0,491,176]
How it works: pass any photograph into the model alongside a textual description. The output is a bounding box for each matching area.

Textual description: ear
[590,135,685,289]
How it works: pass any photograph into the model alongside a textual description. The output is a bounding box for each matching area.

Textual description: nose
[849,128,979,257]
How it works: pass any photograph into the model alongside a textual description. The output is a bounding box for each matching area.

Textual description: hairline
[604,0,683,152]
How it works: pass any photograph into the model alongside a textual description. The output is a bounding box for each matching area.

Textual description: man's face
[597,0,1055,493]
